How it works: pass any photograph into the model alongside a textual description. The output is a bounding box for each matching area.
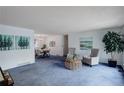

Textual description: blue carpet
[9,56,124,86]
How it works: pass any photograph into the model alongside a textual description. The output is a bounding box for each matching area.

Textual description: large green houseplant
[102,31,124,67]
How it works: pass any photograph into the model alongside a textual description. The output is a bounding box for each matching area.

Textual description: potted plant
[102,31,124,67]
[65,53,81,70]
[66,54,79,62]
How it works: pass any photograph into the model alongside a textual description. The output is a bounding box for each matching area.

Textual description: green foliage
[0,35,29,50]
[73,54,78,60]
[0,35,30,50]
[0,35,13,50]
[18,36,29,49]
[3,36,7,50]
[25,38,29,48]
[66,54,79,62]
[18,36,23,48]
[7,36,13,50]
[102,31,124,59]
[0,34,2,50]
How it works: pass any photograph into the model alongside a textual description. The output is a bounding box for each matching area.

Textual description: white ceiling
[0,6,124,34]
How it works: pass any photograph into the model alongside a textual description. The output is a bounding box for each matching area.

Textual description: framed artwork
[0,34,30,51]
[0,34,14,51]
[49,41,55,47]
[15,36,30,49]
[80,37,93,50]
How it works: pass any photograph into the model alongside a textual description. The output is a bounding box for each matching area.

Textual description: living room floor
[9,56,124,86]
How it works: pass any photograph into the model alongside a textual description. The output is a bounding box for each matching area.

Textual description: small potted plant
[65,54,80,70]
[102,31,124,67]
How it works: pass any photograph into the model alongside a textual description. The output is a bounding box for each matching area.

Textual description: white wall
[46,35,64,56]
[35,34,64,56]
[35,34,47,48]
[68,27,123,65]
[0,8,3,22]
[0,24,35,70]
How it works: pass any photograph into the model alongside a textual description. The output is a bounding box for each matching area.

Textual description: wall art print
[15,36,30,49]
[49,41,56,47]
[80,37,93,50]
[0,34,30,51]
[0,34,14,51]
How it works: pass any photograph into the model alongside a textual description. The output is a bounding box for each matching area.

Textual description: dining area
[35,41,52,58]
[35,47,50,58]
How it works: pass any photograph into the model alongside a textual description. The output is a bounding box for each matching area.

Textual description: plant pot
[108,60,117,67]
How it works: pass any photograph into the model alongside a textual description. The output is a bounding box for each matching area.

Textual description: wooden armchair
[0,67,14,86]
